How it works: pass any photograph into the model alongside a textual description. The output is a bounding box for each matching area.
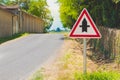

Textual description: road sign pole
[69,8,101,74]
[83,38,87,74]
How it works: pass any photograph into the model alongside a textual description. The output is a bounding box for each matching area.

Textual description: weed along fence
[0,5,44,38]
[89,26,120,60]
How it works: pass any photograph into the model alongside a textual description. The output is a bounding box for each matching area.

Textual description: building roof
[0,4,19,10]
[0,4,6,9]
[0,4,19,15]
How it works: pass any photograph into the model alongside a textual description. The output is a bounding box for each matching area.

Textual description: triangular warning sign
[69,8,101,38]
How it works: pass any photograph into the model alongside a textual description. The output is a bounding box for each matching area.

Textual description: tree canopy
[58,0,120,29]
[27,0,53,30]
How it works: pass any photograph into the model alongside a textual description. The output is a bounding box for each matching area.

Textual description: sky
[47,0,64,30]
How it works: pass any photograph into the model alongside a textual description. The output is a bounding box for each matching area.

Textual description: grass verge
[48,31,69,34]
[0,33,29,44]
[29,70,44,80]
[74,71,120,80]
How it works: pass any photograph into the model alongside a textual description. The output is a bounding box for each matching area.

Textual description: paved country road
[0,34,64,80]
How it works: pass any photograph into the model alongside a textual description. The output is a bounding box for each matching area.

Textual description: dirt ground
[40,38,99,80]
[33,32,119,80]
[29,34,120,80]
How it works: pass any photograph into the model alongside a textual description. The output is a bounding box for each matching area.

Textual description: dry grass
[40,35,97,80]
[29,33,119,80]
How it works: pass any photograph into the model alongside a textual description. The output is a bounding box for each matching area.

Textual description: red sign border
[69,8,101,38]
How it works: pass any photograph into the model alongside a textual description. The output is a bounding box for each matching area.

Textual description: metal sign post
[83,38,87,74]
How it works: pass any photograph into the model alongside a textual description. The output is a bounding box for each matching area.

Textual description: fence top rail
[22,10,44,22]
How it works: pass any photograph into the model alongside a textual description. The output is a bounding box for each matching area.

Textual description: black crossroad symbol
[80,18,90,32]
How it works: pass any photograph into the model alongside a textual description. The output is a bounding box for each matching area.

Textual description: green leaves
[58,0,120,29]
[113,0,120,4]
[58,0,90,28]
[27,0,53,31]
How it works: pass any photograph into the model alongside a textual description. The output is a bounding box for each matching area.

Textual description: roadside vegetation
[58,0,120,29]
[28,33,120,80]
[57,0,120,62]
[74,71,120,80]
[0,33,29,44]
[29,69,44,80]
[55,0,120,68]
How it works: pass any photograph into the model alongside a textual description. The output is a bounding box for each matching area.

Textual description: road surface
[0,34,64,80]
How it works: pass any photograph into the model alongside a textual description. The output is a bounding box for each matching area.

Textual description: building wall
[0,8,44,38]
[20,11,44,33]
[0,9,13,38]
[13,15,19,34]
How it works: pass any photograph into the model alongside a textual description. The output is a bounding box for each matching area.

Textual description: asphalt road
[0,34,64,80]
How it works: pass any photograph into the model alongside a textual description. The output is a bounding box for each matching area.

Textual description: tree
[58,0,120,29]
[28,0,47,19]
[0,0,11,5]
[28,0,53,31]
[113,0,120,4]
[0,0,4,4]
[0,0,30,10]
[58,0,89,29]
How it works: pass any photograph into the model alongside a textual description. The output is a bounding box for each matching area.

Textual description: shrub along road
[0,34,64,80]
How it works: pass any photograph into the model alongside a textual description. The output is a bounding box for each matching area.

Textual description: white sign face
[69,8,101,38]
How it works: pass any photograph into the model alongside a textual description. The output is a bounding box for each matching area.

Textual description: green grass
[49,31,69,34]
[0,33,29,44]
[74,71,120,80]
[29,69,44,80]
